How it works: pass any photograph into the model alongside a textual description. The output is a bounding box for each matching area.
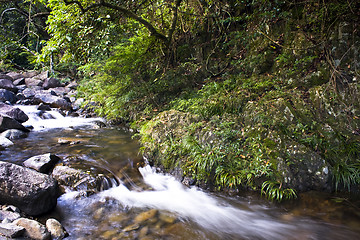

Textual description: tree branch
[62,0,169,43]
[168,0,182,44]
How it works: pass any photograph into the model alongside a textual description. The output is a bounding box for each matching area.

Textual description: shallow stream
[1,106,359,240]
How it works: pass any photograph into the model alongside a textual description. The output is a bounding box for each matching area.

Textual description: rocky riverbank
[0,70,111,239]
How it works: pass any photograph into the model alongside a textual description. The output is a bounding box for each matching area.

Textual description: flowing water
[1,106,360,240]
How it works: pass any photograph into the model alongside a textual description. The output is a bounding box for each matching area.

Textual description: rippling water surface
[1,106,359,240]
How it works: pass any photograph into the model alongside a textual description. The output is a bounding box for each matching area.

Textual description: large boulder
[0,115,29,132]
[23,153,60,174]
[34,91,72,111]
[0,161,59,216]
[0,89,17,103]
[0,103,29,123]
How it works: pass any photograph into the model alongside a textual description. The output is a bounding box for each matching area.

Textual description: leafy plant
[332,161,360,192]
[261,180,297,202]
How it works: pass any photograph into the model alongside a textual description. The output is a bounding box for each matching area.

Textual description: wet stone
[0,129,28,140]
[0,210,21,222]
[159,212,177,224]
[13,218,50,240]
[92,207,105,220]
[23,153,60,174]
[123,223,140,232]
[108,213,127,223]
[0,222,25,238]
[134,209,158,224]
[46,218,67,240]
[101,230,118,239]
[138,226,149,238]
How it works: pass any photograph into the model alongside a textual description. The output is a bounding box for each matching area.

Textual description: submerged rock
[134,209,158,224]
[0,161,59,216]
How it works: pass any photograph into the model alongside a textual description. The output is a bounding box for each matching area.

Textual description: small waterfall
[17,105,104,131]
[95,165,296,239]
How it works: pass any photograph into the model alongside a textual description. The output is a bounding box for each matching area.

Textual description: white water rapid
[17,105,104,131]
[98,165,296,239]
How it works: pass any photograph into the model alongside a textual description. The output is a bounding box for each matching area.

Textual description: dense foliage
[1,0,359,201]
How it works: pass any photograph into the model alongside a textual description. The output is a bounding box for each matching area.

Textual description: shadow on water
[1,106,360,240]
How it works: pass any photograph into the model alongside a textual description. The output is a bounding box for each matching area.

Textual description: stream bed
[1,106,360,240]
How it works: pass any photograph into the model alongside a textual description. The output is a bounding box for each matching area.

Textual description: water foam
[99,165,295,239]
[17,105,104,131]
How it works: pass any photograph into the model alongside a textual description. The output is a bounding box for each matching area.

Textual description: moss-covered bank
[140,81,359,198]
[74,1,360,201]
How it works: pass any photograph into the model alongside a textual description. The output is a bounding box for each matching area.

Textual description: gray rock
[0,161,59,216]
[36,71,49,80]
[0,103,29,123]
[21,71,38,78]
[2,205,20,213]
[37,103,51,111]
[6,72,23,81]
[43,78,62,89]
[14,218,50,240]
[0,74,13,81]
[0,222,25,238]
[52,165,114,194]
[46,219,67,240]
[0,115,29,133]
[22,87,39,99]
[0,89,17,103]
[34,92,72,111]
[13,78,25,86]
[0,129,28,140]
[0,209,21,222]
[0,136,13,148]
[0,79,17,93]
[23,153,60,174]
[25,77,44,87]
[66,82,78,90]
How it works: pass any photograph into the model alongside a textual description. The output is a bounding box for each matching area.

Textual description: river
[1,106,359,240]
